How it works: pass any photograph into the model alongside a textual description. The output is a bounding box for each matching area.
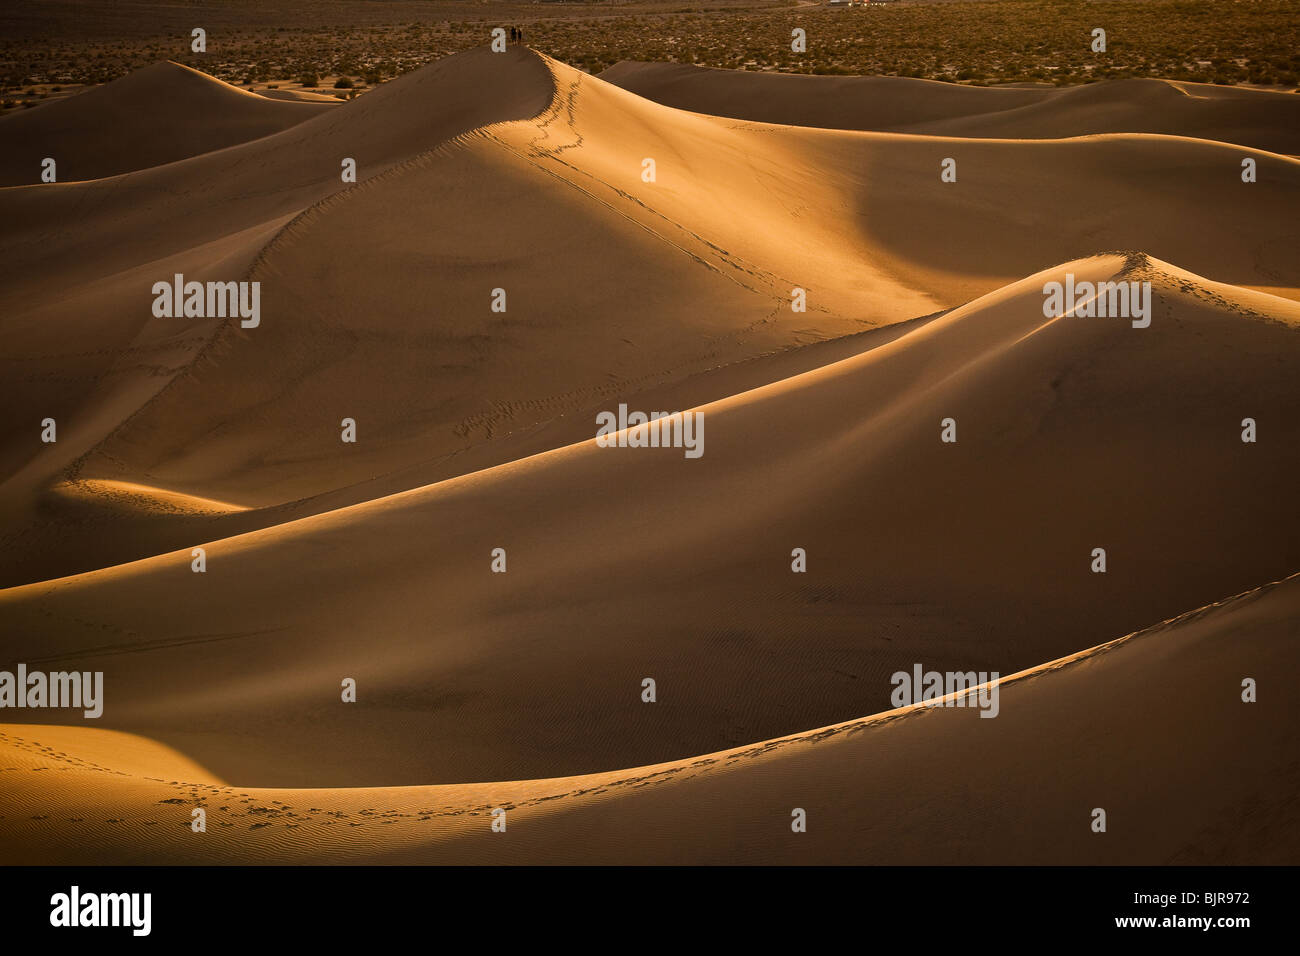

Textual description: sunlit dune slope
[0,61,335,186]
[2,254,1296,790]
[54,479,250,516]
[2,570,1295,864]
[256,88,342,104]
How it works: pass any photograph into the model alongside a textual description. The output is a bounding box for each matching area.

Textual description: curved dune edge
[51,479,252,516]
[256,88,343,104]
[599,61,1300,155]
[2,570,1295,864]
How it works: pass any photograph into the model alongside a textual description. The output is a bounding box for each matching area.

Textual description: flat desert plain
[0,44,1297,864]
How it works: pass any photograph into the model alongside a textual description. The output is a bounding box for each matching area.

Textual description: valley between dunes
[1,47,1296,864]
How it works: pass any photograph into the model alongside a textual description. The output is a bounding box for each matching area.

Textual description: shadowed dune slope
[0,61,336,186]
[2,569,1295,864]
[2,255,1297,790]
[600,61,1300,155]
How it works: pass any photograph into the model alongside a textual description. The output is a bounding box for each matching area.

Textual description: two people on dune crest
[509,26,526,44]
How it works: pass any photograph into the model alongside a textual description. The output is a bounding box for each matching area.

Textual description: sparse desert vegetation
[0,0,1296,110]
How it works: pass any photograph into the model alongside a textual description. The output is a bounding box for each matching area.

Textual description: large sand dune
[0,61,336,186]
[1,48,1297,864]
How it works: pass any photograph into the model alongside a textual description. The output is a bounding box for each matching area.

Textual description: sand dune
[3,570,1294,864]
[601,62,1300,155]
[1,48,1297,865]
[0,61,335,186]
[2,51,1298,587]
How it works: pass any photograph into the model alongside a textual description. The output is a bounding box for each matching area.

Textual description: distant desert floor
[1,47,1297,864]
